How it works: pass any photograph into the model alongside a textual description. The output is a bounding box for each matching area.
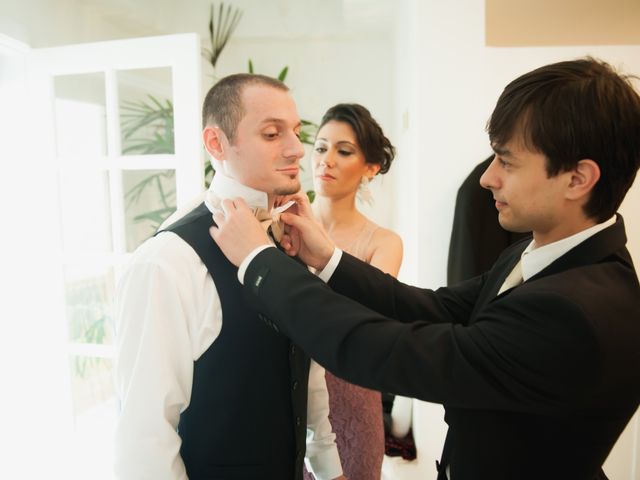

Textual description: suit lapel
[475,215,628,317]
[526,215,628,284]
[469,240,529,318]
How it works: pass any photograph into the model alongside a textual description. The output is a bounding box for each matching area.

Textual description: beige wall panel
[486,0,640,46]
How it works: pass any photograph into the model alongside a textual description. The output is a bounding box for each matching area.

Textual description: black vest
[160,203,310,480]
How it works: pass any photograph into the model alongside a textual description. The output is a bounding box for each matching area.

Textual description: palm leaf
[120,95,174,152]
[203,2,243,69]
[306,190,316,203]
[133,207,176,224]
[278,66,289,82]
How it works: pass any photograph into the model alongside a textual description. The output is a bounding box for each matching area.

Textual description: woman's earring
[357,176,374,206]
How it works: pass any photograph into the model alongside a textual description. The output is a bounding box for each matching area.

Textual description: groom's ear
[203,126,227,161]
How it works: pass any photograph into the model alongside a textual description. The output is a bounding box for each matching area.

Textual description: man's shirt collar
[206,172,269,211]
[520,216,616,281]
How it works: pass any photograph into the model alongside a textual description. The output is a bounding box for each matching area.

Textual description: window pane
[118,67,174,155]
[65,264,115,345]
[123,169,177,251]
[54,73,107,159]
[68,355,116,480]
[58,168,113,253]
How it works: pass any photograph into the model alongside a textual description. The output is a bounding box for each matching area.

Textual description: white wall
[393,1,640,479]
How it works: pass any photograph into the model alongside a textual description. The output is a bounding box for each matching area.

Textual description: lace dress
[305,221,384,480]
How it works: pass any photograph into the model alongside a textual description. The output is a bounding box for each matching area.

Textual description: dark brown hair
[488,57,640,222]
[319,103,395,175]
[202,73,289,142]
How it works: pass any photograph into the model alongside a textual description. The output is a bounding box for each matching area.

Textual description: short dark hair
[488,57,640,222]
[202,73,289,142]
[319,103,396,175]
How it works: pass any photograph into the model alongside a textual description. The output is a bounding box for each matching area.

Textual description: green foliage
[306,190,316,203]
[120,95,174,154]
[202,2,243,69]
[66,273,114,377]
[299,119,318,146]
[278,66,289,82]
[121,95,177,231]
[124,170,176,226]
[204,159,215,188]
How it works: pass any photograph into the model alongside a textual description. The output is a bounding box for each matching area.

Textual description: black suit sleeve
[245,248,597,413]
[330,251,484,325]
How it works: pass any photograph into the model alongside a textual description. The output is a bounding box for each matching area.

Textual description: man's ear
[566,159,600,201]
[203,126,227,161]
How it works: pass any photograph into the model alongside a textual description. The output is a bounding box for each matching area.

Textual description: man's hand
[209,198,270,267]
[277,192,335,270]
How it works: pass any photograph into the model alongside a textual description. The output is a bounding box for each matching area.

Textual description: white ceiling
[1,0,396,48]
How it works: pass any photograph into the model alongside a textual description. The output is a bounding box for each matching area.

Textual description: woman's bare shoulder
[369,224,403,249]
[366,224,403,275]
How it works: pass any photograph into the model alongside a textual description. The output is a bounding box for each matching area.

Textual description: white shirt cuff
[305,446,343,480]
[237,245,274,284]
[316,248,343,283]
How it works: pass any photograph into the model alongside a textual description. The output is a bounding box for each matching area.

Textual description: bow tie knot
[255,200,296,242]
[207,191,294,243]
[254,207,285,242]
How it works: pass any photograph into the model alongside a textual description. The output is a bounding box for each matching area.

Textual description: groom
[115,73,345,480]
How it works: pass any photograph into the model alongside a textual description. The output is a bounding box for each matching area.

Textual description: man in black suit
[209,58,640,479]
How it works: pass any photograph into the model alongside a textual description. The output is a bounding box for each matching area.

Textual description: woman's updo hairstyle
[319,103,395,174]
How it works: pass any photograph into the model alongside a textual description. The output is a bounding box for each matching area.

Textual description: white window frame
[24,33,202,479]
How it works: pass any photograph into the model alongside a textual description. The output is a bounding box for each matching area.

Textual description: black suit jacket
[243,216,640,479]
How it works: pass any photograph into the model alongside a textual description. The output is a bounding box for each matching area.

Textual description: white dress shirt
[114,173,342,480]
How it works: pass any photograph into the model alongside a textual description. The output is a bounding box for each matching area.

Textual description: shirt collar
[520,216,616,281]
[205,172,269,211]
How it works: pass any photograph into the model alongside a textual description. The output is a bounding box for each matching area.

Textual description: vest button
[290,344,296,355]
[296,416,301,426]
[292,380,299,391]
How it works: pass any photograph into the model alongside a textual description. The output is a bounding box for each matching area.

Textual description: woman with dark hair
[304,103,403,479]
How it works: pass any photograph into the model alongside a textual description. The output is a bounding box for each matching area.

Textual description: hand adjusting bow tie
[207,192,295,243]
[254,200,295,242]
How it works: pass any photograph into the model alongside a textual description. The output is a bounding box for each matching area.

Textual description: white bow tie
[208,192,294,243]
[253,201,295,242]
